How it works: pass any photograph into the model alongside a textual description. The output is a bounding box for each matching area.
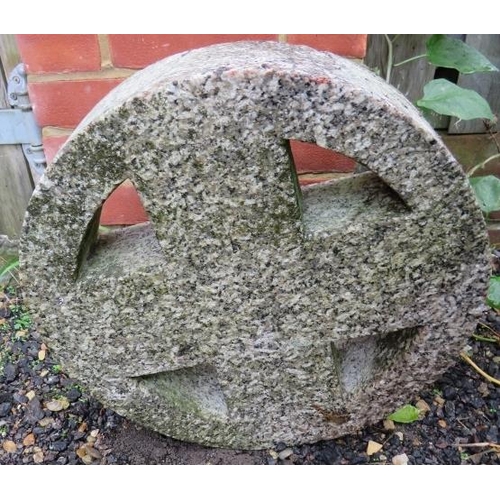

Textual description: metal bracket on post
[0,63,46,183]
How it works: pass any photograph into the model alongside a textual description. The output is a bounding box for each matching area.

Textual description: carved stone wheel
[20,42,489,449]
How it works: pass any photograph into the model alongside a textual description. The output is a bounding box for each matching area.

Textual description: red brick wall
[17,34,367,225]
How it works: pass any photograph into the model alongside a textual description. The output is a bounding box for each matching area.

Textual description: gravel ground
[1,284,499,465]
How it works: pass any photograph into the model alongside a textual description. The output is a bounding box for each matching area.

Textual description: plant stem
[452,442,500,449]
[478,321,500,337]
[467,153,500,177]
[384,34,393,84]
[485,121,500,154]
[393,53,427,67]
[472,333,497,343]
[460,352,500,387]
[492,133,500,154]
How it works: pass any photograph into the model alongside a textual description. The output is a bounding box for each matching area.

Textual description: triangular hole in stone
[133,364,228,418]
[289,140,359,186]
[287,140,409,236]
[75,179,159,280]
[331,326,423,395]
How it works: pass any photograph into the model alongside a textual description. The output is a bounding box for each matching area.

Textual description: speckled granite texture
[20,42,490,449]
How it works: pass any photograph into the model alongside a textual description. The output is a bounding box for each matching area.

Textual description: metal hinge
[0,64,46,182]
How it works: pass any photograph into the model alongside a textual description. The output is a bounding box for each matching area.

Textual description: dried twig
[460,352,500,387]
[478,321,500,338]
[452,442,500,450]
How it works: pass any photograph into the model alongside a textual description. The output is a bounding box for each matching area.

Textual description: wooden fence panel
[0,35,33,239]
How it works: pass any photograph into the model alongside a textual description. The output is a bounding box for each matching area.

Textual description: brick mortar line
[298,172,351,180]
[42,127,74,138]
[28,68,136,83]
[98,34,113,68]
[28,59,364,84]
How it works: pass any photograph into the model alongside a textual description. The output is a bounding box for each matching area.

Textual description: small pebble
[278,448,293,460]
[416,399,431,413]
[0,402,12,417]
[66,388,81,402]
[366,440,383,456]
[13,393,27,404]
[3,364,17,383]
[383,419,395,431]
[392,453,409,465]
[443,386,457,399]
[478,383,490,397]
[274,442,287,452]
[51,440,68,452]
[434,395,445,406]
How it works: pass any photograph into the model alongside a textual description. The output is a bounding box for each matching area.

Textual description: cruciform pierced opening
[75,179,157,280]
[331,326,423,395]
[287,140,410,236]
[133,364,229,418]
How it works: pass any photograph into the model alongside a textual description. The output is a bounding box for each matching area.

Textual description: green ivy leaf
[487,276,500,309]
[417,79,495,121]
[469,175,500,215]
[387,404,420,423]
[426,35,499,74]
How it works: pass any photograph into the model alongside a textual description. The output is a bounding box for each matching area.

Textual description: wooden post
[0,35,34,240]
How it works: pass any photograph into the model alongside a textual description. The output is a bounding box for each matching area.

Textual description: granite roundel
[20,42,489,449]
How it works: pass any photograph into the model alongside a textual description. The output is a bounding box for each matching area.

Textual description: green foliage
[14,311,32,330]
[9,303,32,330]
[417,79,495,121]
[98,225,112,235]
[0,257,19,283]
[469,176,500,215]
[426,35,499,74]
[387,404,420,423]
[486,276,500,309]
[414,35,498,121]
[384,35,498,127]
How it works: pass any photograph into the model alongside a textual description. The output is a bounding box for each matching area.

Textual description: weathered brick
[108,34,277,68]
[287,34,367,58]
[100,181,149,226]
[29,79,124,128]
[291,140,356,173]
[16,35,101,74]
[43,135,70,163]
[299,175,340,186]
